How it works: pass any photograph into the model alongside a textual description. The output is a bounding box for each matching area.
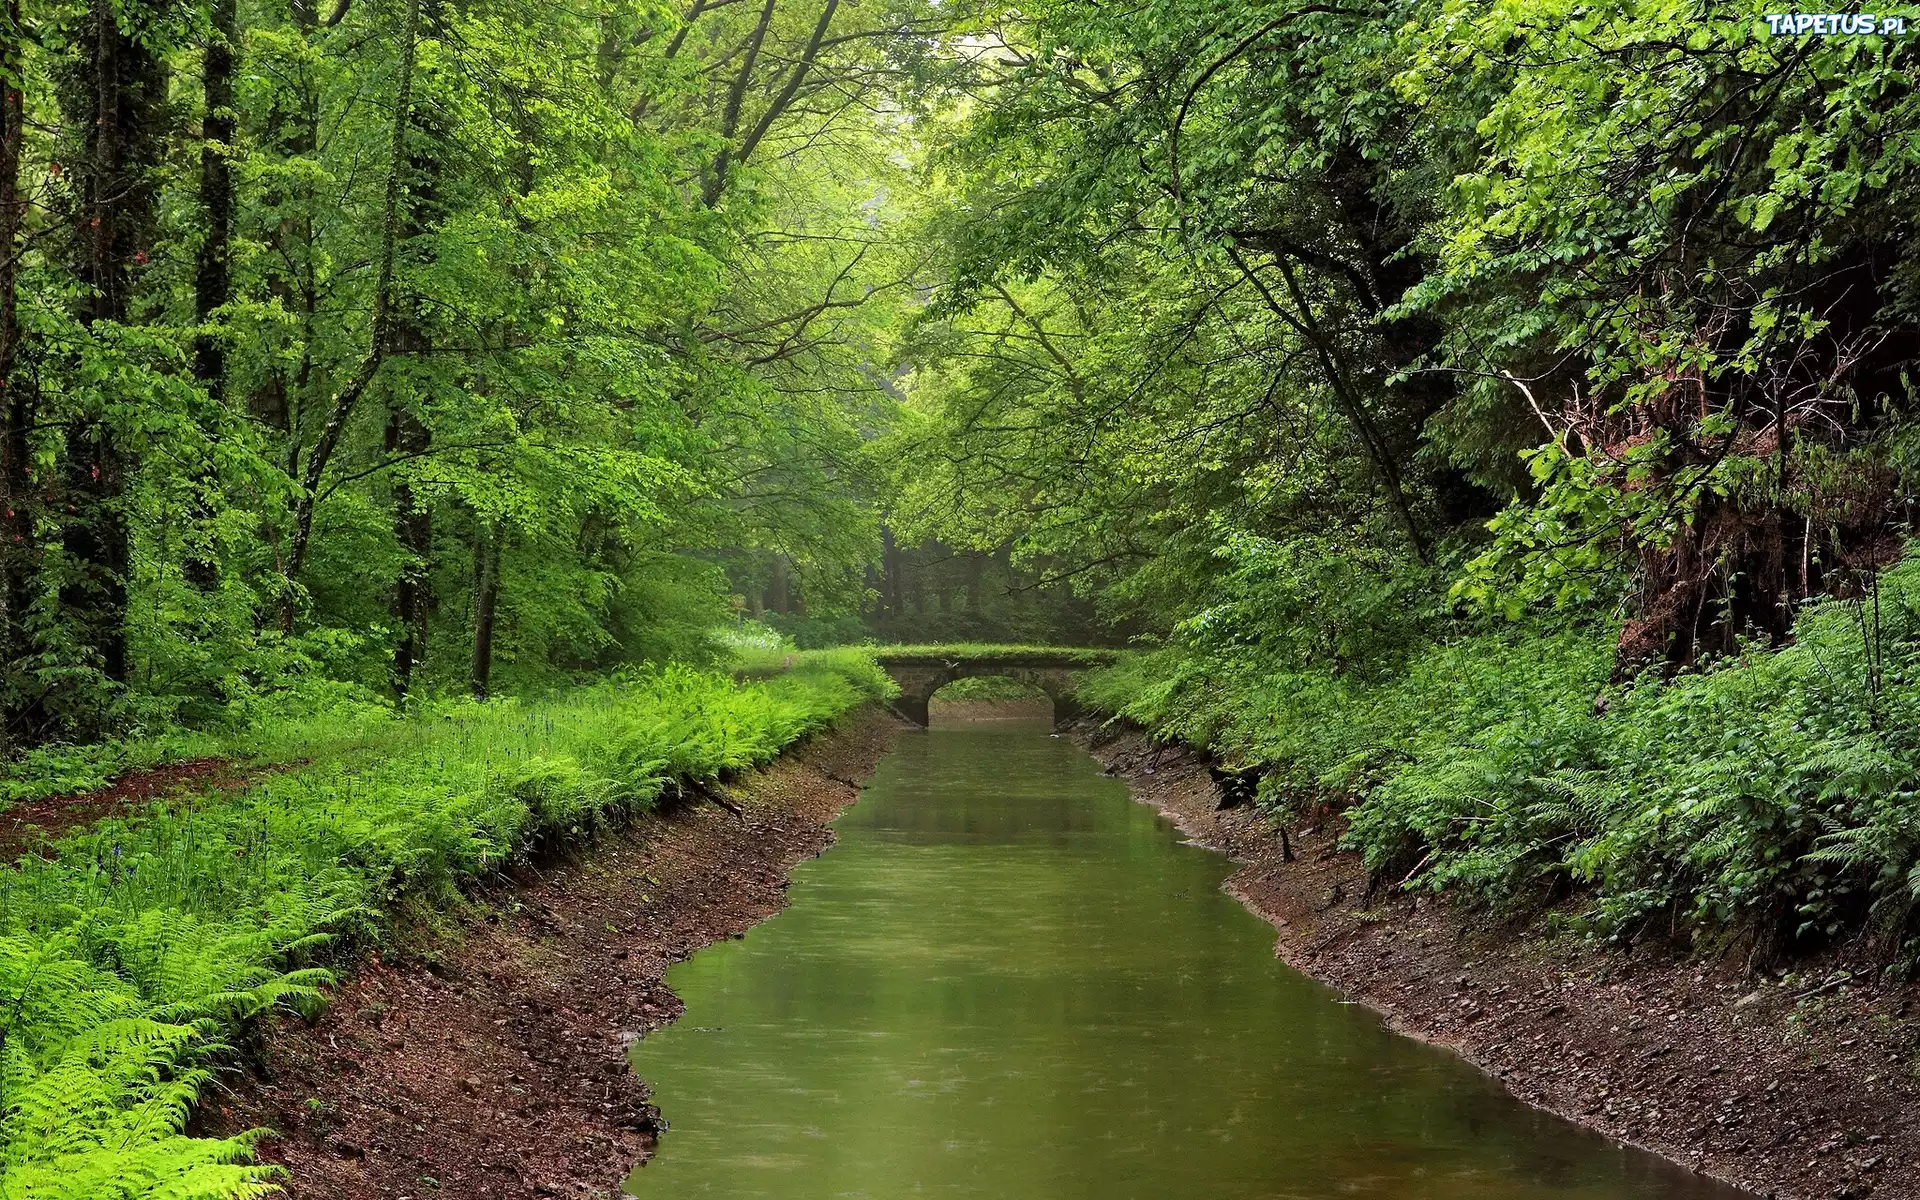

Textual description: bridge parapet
[872,646,1120,728]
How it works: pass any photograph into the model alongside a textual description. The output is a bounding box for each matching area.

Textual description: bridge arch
[874,648,1117,729]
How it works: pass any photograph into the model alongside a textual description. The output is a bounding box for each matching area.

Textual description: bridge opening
[874,646,1112,729]
[928,677,1054,726]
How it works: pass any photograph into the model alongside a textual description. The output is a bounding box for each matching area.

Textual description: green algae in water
[627,721,1747,1199]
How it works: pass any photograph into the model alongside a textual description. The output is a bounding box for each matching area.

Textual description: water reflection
[628,720,1746,1200]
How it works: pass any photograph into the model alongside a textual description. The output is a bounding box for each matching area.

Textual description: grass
[0,677,416,814]
[0,658,893,1198]
[727,642,1120,678]
[866,643,1122,667]
[933,676,1048,701]
[727,644,894,680]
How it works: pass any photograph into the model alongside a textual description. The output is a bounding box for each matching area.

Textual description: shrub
[1079,545,1920,959]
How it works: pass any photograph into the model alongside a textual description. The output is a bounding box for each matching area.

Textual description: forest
[0,0,1917,1192]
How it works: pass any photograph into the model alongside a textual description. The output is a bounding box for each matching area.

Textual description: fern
[1076,546,1920,948]
[0,660,887,1198]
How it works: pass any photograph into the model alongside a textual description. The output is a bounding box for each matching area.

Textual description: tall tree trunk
[194,0,234,396]
[282,0,419,595]
[245,0,313,621]
[184,0,237,592]
[385,0,443,701]
[386,403,430,701]
[769,553,789,615]
[881,525,902,618]
[63,0,163,693]
[469,526,498,699]
[0,0,35,741]
[251,0,318,446]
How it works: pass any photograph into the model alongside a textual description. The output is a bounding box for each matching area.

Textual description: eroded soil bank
[1079,723,1919,1200]
[203,705,906,1199]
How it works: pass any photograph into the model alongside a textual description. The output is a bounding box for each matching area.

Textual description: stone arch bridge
[874,646,1120,727]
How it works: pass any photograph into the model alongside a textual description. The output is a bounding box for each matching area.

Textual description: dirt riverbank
[1079,723,1920,1200]
[203,705,906,1199]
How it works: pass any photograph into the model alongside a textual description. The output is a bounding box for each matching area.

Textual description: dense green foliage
[0,0,941,742]
[0,0,948,1180]
[1080,556,1920,956]
[0,659,888,1195]
[885,2,1920,965]
[9,0,1920,1187]
[896,1,1920,645]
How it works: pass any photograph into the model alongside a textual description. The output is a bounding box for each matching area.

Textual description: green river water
[627,717,1747,1199]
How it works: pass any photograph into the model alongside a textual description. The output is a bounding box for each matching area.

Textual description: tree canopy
[0,0,967,740]
[4,0,1920,957]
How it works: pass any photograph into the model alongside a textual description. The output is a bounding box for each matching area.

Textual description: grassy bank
[869,643,1120,667]
[0,657,892,1198]
[933,676,1048,701]
[1080,550,1920,964]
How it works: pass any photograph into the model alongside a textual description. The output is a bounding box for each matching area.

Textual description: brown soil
[1079,725,1920,1200]
[0,756,284,859]
[201,706,906,1199]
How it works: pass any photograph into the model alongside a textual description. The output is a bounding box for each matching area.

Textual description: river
[627,716,1746,1199]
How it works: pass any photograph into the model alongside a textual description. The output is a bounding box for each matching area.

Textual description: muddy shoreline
[1077,722,1920,1200]
[205,705,907,1199]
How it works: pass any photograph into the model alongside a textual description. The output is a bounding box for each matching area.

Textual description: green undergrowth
[0,658,891,1198]
[934,676,1048,701]
[728,644,898,681]
[0,734,224,809]
[0,677,416,813]
[731,642,1119,676]
[867,643,1120,667]
[1080,548,1920,964]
